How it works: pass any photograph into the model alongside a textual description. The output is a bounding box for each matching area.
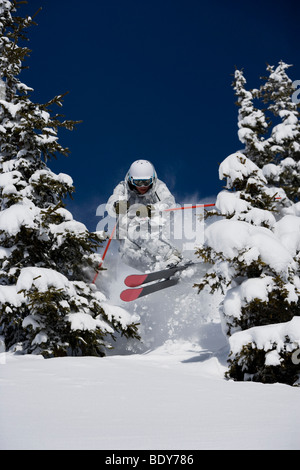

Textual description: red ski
[120,277,179,302]
[124,262,196,288]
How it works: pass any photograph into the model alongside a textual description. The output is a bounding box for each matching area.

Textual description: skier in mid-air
[106,159,183,271]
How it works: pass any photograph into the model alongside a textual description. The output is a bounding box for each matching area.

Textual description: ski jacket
[106,178,176,216]
[106,177,181,270]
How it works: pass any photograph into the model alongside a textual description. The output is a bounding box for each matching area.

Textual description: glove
[114,200,130,215]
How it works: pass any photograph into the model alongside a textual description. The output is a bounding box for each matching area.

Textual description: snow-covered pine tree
[194,62,300,385]
[233,68,269,166]
[195,157,300,384]
[0,0,140,358]
[233,61,300,202]
[259,61,300,202]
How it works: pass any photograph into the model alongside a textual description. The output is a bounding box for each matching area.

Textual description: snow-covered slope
[1,341,299,450]
[0,240,299,450]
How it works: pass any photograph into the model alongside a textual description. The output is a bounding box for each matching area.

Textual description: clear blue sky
[20,0,300,231]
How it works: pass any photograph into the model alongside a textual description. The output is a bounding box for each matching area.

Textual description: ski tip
[125,274,148,287]
[120,287,143,302]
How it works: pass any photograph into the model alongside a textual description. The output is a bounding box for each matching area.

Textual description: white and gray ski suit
[106,178,182,271]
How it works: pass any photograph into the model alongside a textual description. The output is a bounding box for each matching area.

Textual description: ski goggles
[130,177,153,187]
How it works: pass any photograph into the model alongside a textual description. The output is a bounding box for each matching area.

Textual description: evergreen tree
[233,61,300,202]
[195,152,300,385]
[195,62,300,385]
[0,0,140,357]
[259,61,300,202]
[233,69,269,165]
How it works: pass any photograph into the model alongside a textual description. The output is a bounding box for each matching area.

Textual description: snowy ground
[1,341,300,450]
[1,241,300,450]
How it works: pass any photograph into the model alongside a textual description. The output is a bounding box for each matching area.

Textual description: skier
[106,159,183,271]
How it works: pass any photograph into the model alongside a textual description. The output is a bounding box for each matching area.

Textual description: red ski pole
[164,203,215,212]
[92,220,118,284]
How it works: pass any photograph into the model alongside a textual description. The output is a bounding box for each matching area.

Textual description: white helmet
[127,160,156,189]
